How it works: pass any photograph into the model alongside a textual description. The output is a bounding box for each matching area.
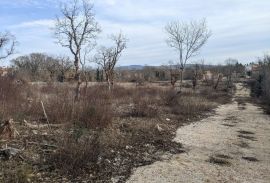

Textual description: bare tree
[192,64,200,90]
[80,46,95,90]
[95,33,127,90]
[166,61,180,88]
[165,19,211,91]
[44,57,59,81]
[54,0,100,99]
[192,59,205,90]
[56,56,73,82]
[0,31,17,61]
[224,58,238,89]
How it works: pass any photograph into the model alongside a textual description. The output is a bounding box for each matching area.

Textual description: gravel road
[127,84,270,183]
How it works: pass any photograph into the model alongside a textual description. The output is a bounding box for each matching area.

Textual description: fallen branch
[24,120,64,129]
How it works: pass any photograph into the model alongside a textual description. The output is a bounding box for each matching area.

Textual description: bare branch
[165,19,211,70]
[0,31,17,60]
[95,32,127,90]
[54,0,101,99]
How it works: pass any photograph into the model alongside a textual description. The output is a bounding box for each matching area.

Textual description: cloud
[10,19,54,29]
[1,0,270,65]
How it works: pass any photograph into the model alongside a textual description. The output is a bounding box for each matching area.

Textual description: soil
[127,83,270,183]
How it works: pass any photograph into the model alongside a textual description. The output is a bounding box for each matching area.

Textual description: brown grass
[49,131,100,176]
[0,79,231,182]
[0,77,30,120]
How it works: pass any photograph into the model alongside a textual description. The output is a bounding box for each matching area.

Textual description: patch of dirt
[242,156,259,162]
[237,130,255,135]
[238,134,257,141]
[222,124,236,127]
[215,154,233,159]
[234,141,250,148]
[208,156,231,166]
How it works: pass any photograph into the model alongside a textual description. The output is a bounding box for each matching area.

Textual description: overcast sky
[0,0,269,66]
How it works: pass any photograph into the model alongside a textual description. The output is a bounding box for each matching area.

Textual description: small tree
[95,33,127,90]
[0,31,17,61]
[45,57,59,81]
[224,58,238,89]
[56,56,73,82]
[54,0,100,99]
[165,19,211,91]
[167,61,180,88]
[192,59,205,90]
[192,64,200,90]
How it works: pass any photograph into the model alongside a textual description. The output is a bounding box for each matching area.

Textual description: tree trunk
[74,56,81,101]
[192,75,197,91]
[108,78,111,91]
[214,74,222,90]
[75,78,81,101]
[179,69,184,92]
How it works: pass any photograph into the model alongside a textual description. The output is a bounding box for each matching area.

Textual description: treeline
[10,53,93,82]
[9,52,247,84]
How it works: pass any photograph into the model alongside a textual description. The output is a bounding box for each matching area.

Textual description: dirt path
[127,84,270,183]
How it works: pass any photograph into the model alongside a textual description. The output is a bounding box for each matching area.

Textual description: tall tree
[54,0,100,99]
[165,19,211,91]
[0,31,17,61]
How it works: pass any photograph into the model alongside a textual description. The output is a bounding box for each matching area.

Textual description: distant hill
[117,64,217,71]
[117,65,145,70]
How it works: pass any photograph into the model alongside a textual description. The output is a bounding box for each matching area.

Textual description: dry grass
[0,79,231,182]
[49,131,100,176]
[0,77,30,120]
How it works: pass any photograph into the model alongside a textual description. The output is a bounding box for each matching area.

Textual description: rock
[32,130,38,135]
[166,118,171,121]
[156,124,164,132]
[112,176,124,183]
[0,147,21,160]
[126,145,132,150]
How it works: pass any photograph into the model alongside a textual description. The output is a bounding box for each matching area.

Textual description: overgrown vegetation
[249,55,270,113]
[0,1,237,182]
[0,77,231,182]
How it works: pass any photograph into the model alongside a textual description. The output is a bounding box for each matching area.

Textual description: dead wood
[0,119,19,140]
[24,120,64,129]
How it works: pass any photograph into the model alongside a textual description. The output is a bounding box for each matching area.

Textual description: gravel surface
[127,84,270,183]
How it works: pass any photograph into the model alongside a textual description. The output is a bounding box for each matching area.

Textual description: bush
[130,96,157,117]
[49,131,100,176]
[249,55,270,106]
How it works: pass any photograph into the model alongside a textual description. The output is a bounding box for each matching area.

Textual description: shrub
[249,55,270,107]
[129,88,158,118]
[49,131,100,176]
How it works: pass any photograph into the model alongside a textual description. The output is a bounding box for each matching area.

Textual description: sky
[0,0,270,66]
